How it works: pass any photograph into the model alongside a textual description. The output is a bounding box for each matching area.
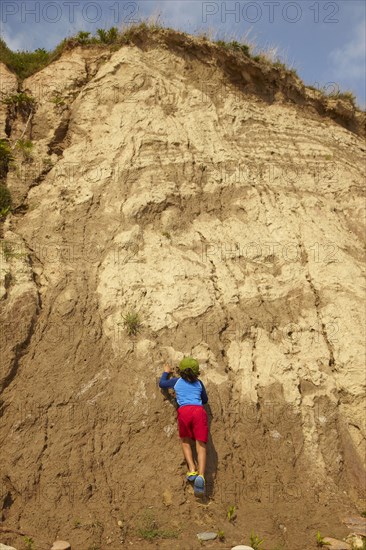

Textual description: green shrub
[16,139,33,160]
[229,40,241,50]
[2,92,35,116]
[97,27,118,44]
[76,31,92,45]
[2,92,35,105]
[228,41,251,57]
[0,139,14,177]
[0,39,50,79]
[215,40,229,49]
[240,44,251,57]
[0,184,12,212]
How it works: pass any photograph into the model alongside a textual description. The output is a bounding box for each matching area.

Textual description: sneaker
[194,475,205,496]
[186,471,198,482]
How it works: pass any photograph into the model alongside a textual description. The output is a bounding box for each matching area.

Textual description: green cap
[178,357,200,375]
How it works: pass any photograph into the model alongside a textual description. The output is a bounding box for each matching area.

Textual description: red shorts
[177,405,208,443]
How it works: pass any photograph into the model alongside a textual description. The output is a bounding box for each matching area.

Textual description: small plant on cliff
[273,60,298,77]
[137,509,178,540]
[97,27,119,44]
[334,90,357,106]
[50,93,66,107]
[227,504,236,522]
[229,41,251,57]
[215,39,229,49]
[0,184,11,213]
[229,40,241,50]
[0,205,11,218]
[253,54,266,63]
[16,139,34,160]
[75,31,92,44]
[2,92,35,108]
[120,311,143,336]
[2,92,35,119]
[0,139,14,178]
[23,537,35,550]
[215,39,258,60]
[217,529,225,541]
[250,531,264,550]
[316,531,331,547]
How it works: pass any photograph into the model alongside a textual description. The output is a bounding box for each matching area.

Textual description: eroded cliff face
[0,31,365,550]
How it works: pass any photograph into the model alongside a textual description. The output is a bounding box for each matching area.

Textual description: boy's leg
[181,437,196,472]
[195,440,207,476]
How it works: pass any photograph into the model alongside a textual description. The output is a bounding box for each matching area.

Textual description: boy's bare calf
[181,437,207,476]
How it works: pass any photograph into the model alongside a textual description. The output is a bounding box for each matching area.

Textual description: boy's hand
[164,364,172,373]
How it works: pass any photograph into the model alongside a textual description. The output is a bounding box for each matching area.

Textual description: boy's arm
[159,371,179,389]
[199,380,208,404]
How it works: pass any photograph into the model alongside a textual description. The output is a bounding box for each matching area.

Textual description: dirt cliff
[0,27,365,550]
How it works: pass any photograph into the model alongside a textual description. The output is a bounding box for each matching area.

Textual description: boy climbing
[159,357,209,496]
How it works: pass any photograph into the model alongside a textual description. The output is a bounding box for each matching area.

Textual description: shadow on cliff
[203,403,218,499]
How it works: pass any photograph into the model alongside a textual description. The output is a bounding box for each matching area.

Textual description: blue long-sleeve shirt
[159,372,208,408]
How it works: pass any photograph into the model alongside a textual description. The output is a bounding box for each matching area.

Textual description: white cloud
[329,19,366,80]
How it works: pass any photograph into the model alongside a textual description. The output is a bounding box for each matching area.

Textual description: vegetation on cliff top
[0,22,359,108]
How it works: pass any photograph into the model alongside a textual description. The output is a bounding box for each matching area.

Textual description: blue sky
[1,1,365,107]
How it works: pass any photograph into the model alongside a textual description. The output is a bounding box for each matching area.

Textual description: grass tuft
[227,505,236,522]
[250,531,264,550]
[137,509,179,540]
[316,531,331,547]
[119,311,143,336]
